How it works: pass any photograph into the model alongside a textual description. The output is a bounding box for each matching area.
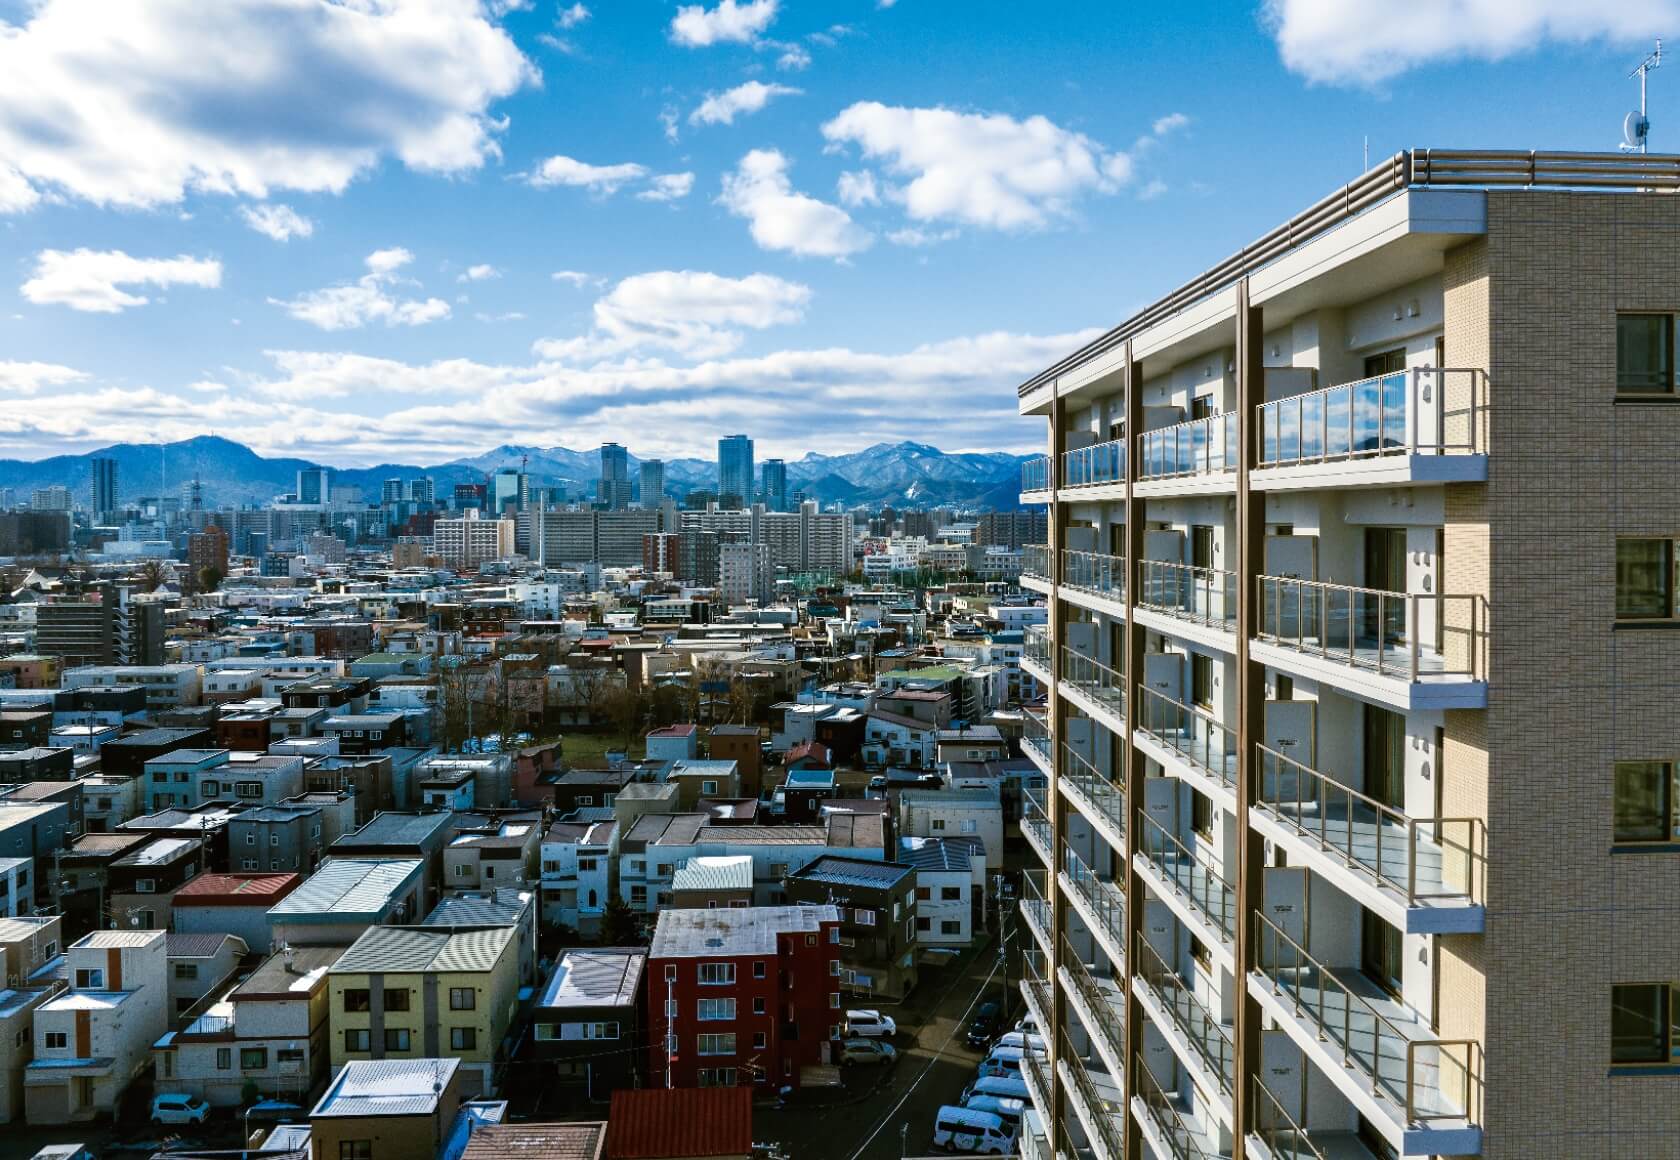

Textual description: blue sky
[0,0,1673,466]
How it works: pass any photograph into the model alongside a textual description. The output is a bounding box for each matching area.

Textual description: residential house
[0,857,32,919]
[897,836,986,948]
[860,710,938,771]
[329,812,456,909]
[93,727,214,778]
[785,856,918,1001]
[308,1056,465,1160]
[266,858,425,948]
[538,819,615,935]
[0,984,58,1123]
[896,790,1003,869]
[526,948,646,1100]
[143,748,229,812]
[78,775,141,834]
[669,856,753,910]
[464,1123,607,1160]
[603,1088,751,1160]
[107,837,203,931]
[443,815,541,891]
[705,726,762,799]
[665,759,739,810]
[172,873,300,956]
[645,724,698,763]
[229,803,326,875]
[421,889,539,990]
[166,932,248,1018]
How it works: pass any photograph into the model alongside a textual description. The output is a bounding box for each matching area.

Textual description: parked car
[867,775,888,792]
[961,1074,1029,1105]
[845,1009,897,1038]
[965,1000,1002,1048]
[838,1038,898,1065]
[151,1094,211,1125]
[994,1030,1047,1054]
[931,1105,1017,1154]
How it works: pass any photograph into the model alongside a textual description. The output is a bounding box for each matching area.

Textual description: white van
[962,1093,1026,1125]
[961,1074,1029,1104]
[976,1044,1045,1080]
[931,1105,1017,1155]
[993,1030,1047,1054]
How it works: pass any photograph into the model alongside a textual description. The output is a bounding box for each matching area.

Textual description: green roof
[880,665,963,682]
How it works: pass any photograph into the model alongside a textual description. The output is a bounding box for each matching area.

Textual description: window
[753,997,766,1015]
[339,1143,374,1160]
[697,1067,738,1087]
[698,962,736,985]
[753,1031,768,1049]
[959,819,978,833]
[216,1047,232,1070]
[174,963,198,980]
[702,780,718,795]
[270,834,280,846]
[344,1029,371,1052]
[931,819,946,831]
[830,960,842,976]
[383,989,411,1012]
[451,1027,477,1051]
[134,878,156,894]
[665,964,677,981]
[1191,652,1213,710]
[242,859,258,870]
[74,968,104,989]
[829,992,841,1008]
[698,998,736,1021]
[1618,539,1675,620]
[630,886,647,905]
[941,920,962,935]
[753,961,766,978]
[245,833,257,845]
[384,1028,411,1051]
[915,886,931,901]
[241,1047,267,1070]
[1612,983,1679,1063]
[1190,935,1212,973]
[1615,762,1679,844]
[916,917,931,932]
[449,987,476,1010]
[1191,790,1213,839]
[45,1031,67,1049]
[697,1032,737,1056]
[342,988,371,1013]
[940,886,962,901]
[578,857,599,872]
[856,908,876,927]
[1618,313,1675,393]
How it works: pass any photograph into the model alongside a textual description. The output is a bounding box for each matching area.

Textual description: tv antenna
[1623,40,1662,153]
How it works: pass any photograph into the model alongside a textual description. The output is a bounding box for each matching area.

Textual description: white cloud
[836,170,880,207]
[552,270,593,287]
[475,310,528,322]
[527,155,650,194]
[887,226,959,247]
[240,203,314,242]
[690,81,801,127]
[821,101,1138,230]
[557,3,590,28]
[459,264,501,282]
[1265,0,1676,84]
[659,106,681,143]
[21,248,222,313]
[534,269,811,362]
[670,0,777,46]
[776,43,811,70]
[270,249,450,331]
[1151,112,1191,137]
[0,0,535,213]
[253,350,523,400]
[0,360,89,394]
[719,150,872,259]
[488,0,533,14]
[637,173,696,202]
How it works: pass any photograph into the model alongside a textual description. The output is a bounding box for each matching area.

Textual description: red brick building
[646,904,841,1091]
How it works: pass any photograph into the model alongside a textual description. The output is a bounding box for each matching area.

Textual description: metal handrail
[1137,413,1239,480]
[1022,456,1053,493]
[1022,544,1052,582]
[1247,1074,1333,1160]
[1137,560,1237,629]
[1133,931,1236,1095]
[1255,743,1487,906]
[1062,741,1126,840]
[1059,1030,1125,1158]
[1062,550,1126,599]
[1062,843,1126,953]
[1061,646,1125,720]
[1060,933,1125,1067]
[1255,574,1487,681]
[1018,149,1680,398]
[1020,871,1053,950]
[1134,684,1239,789]
[1135,808,1237,940]
[1062,438,1126,488]
[1257,368,1484,467]
[1024,624,1053,667]
[1250,909,1481,1126]
[1132,1050,1224,1160]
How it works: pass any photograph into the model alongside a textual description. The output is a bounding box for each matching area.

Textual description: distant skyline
[0,0,1674,465]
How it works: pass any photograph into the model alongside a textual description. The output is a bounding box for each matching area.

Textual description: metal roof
[175,872,300,903]
[605,1088,752,1159]
[332,924,514,975]
[896,835,984,871]
[536,948,646,1010]
[670,856,753,893]
[465,1123,607,1160]
[649,904,838,959]
[789,855,912,890]
[167,932,246,959]
[333,811,453,848]
[268,858,423,920]
[73,930,164,949]
[421,890,532,928]
[310,1058,460,1118]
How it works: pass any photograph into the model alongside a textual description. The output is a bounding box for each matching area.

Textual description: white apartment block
[433,511,515,571]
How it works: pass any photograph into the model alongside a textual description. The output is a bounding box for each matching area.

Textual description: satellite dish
[1624,110,1650,149]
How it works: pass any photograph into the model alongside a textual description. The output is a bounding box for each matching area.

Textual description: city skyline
[1,1,1672,466]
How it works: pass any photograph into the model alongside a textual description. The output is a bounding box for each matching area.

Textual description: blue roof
[785,768,836,788]
[789,855,913,889]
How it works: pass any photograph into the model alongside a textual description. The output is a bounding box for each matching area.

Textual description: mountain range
[0,436,1035,511]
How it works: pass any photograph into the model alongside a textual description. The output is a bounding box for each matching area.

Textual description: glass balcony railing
[1021,871,1053,953]
[1062,844,1126,958]
[1061,646,1125,721]
[1134,685,1239,789]
[1257,367,1485,468]
[1060,934,1126,1069]
[1248,1075,1385,1160]
[1022,709,1052,767]
[1022,544,1052,582]
[1133,1051,1231,1160]
[1137,413,1239,481]
[1251,909,1483,1130]
[1134,932,1236,1096]
[1062,438,1126,488]
[1022,784,1053,865]
[1062,549,1126,601]
[1062,742,1126,840]
[1060,1030,1126,1159]
[1025,624,1053,668]
[1135,808,1237,943]
[1137,560,1237,630]
[1023,456,1053,493]
[1023,947,1055,1045]
[1255,575,1487,682]
[1255,744,1487,908]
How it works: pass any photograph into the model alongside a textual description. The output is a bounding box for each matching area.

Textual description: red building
[646,904,842,1091]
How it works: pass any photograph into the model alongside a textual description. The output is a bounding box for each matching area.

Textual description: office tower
[639,459,665,508]
[245,531,269,560]
[90,457,118,521]
[760,459,788,512]
[490,470,527,516]
[1010,151,1680,1160]
[718,435,754,510]
[595,443,634,511]
[0,488,14,510]
[407,476,435,505]
[381,479,404,506]
[295,467,331,505]
[453,482,487,510]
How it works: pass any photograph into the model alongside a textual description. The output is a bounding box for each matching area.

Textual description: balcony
[1063,438,1126,491]
[1134,933,1236,1101]
[1022,948,1055,1051]
[1253,576,1487,710]
[1249,910,1483,1156]
[1061,646,1126,729]
[1132,1051,1233,1160]
[1062,549,1127,615]
[1134,686,1239,802]
[1253,745,1486,934]
[1022,544,1052,588]
[1060,934,1126,1078]
[1020,1110,1053,1160]
[1022,785,1054,868]
[1253,368,1487,491]
[1246,1075,1385,1160]
[1136,413,1239,494]
[1135,810,1237,955]
[1136,560,1237,645]
[1061,843,1126,967]
[1023,625,1053,684]
[1021,872,1054,957]
[1059,1029,1127,1160]
[1060,742,1126,851]
[1022,709,1053,775]
[1022,455,1053,496]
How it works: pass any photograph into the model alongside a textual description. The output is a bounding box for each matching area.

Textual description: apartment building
[1011,150,1680,1160]
[433,510,515,571]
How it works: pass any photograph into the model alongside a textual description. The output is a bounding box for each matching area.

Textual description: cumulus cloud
[269,249,451,331]
[527,155,650,194]
[0,0,535,213]
[637,173,696,202]
[670,0,778,46]
[887,227,959,247]
[253,350,524,399]
[719,150,872,259]
[552,270,594,287]
[836,170,880,207]
[690,81,801,127]
[459,264,501,282]
[0,360,90,394]
[557,3,590,28]
[1263,0,1675,84]
[21,248,223,313]
[776,43,811,70]
[821,101,1139,230]
[240,203,314,242]
[534,269,811,362]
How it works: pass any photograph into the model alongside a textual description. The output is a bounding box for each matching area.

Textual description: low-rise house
[0,780,84,839]
[78,775,141,834]
[318,712,407,756]
[204,751,306,807]
[861,710,938,770]
[229,803,325,875]
[421,888,539,990]
[327,924,520,1096]
[172,872,300,956]
[774,768,837,823]
[329,812,456,908]
[266,857,425,948]
[444,815,541,890]
[785,856,918,1001]
[897,836,986,949]
[464,1123,607,1160]
[24,930,169,1124]
[0,984,59,1123]
[644,724,699,763]
[0,746,71,782]
[0,800,73,863]
[526,948,646,1100]
[539,819,615,934]
[95,726,215,778]
[670,856,753,910]
[705,725,763,799]
[143,748,229,812]
[0,857,32,919]
[0,916,64,986]
[308,1056,466,1160]
[107,836,203,931]
[934,725,1007,764]
[166,932,248,1019]
[665,759,739,810]
[896,789,1004,869]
